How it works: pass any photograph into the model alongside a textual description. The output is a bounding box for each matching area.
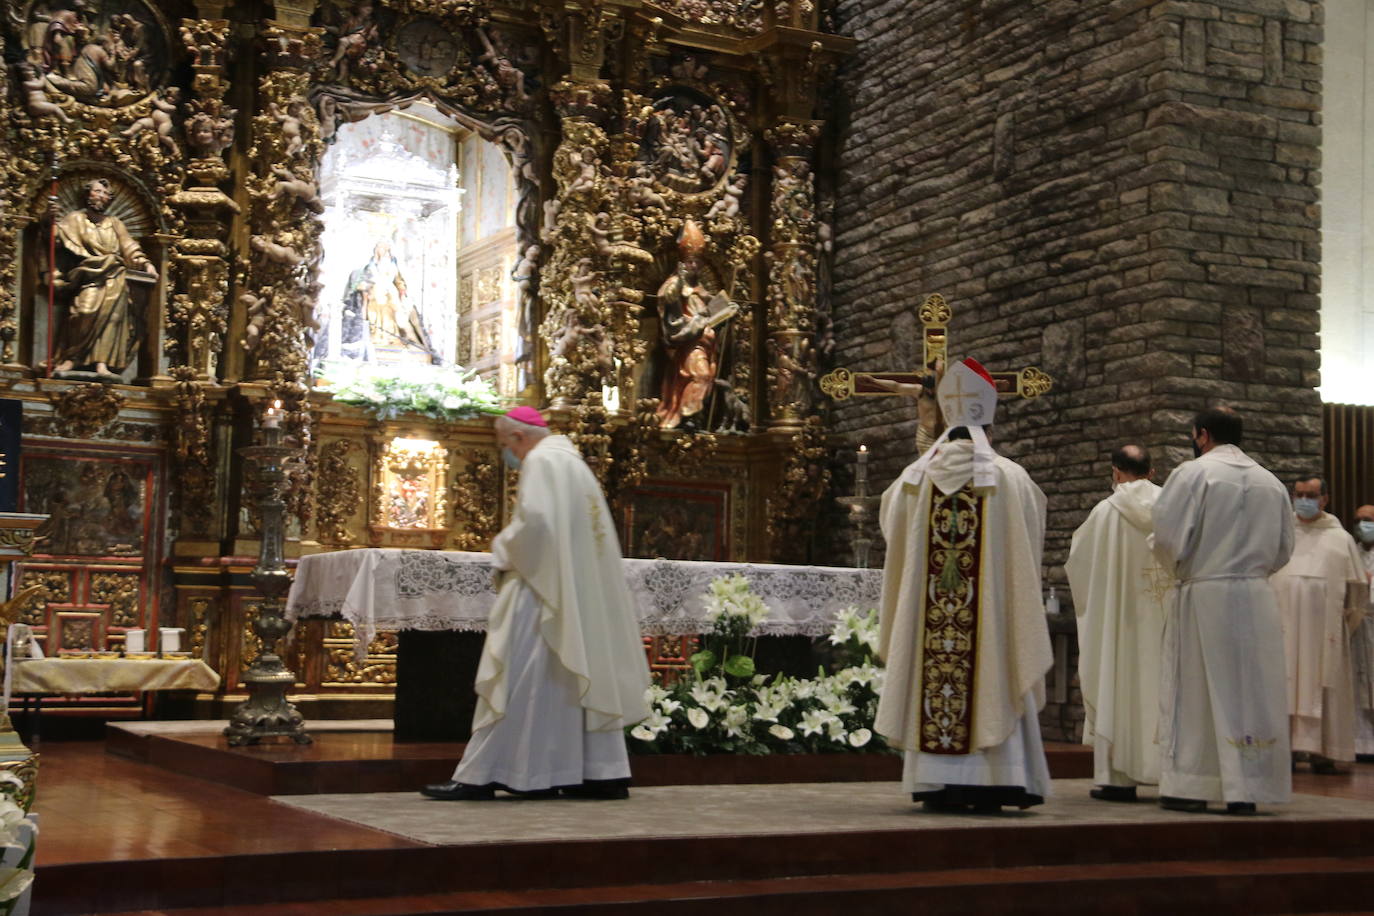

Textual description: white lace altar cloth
[286,548,881,654]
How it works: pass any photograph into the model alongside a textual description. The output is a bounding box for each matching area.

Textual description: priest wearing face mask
[1066,444,1167,802]
[1352,505,1374,758]
[1271,477,1370,773]
[422,407,651,801]
[1151,407,1294,815]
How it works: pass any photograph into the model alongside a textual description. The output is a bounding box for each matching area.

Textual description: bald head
[1110,444,1152,484]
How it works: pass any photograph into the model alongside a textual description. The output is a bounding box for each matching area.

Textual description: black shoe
[507,787,560,799]
[1310,757,1342,775]
[561,780,630,800]
[1223,802,1257,816]
[1159,795,1207,813]
[1090,786,1139,803]
[919,797,967,812]
[420,780,496,801]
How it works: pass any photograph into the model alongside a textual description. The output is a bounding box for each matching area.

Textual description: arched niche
[19,165,168,383]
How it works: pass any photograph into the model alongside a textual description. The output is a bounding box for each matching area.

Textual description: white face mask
[1357,520,1374,544]
[1293,496,1321,520]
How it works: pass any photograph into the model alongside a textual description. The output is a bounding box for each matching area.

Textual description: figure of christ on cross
[819,293,1054,457]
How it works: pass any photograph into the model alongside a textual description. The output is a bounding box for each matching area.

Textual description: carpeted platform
[271,778,1374,846]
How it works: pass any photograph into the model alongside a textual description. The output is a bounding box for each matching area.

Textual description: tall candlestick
[263,399,283,429]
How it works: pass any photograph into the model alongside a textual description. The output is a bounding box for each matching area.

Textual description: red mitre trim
[961,357,995,388]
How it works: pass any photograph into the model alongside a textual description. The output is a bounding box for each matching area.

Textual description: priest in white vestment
[875,358,1053,813]
[1272,477,1369,772]
[422,407,651,801]
[1151,407,1294,815]
[1344,505,1374,757]
[1066,444,1167,801]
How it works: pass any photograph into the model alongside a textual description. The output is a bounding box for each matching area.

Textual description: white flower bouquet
[314,359,504,421]
[628,597,889,757]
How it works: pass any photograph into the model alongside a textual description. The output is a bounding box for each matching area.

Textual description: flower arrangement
[629,577,888,756]
[314,359,504,421]
[0,774,36,916]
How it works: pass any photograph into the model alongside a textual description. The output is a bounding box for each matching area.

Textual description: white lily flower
[769,723,795,741]
[799,708,830,737]
[630,725,657,741]
[687,707,710,729]
[723,705,750,737]
[849,728,873,748]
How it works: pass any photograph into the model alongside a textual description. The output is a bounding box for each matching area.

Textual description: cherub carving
[552,310,615,382]
[590,212,613,257]
[565,147,598,196]
[511,243,540,305]
[541,197,562,240]
[705,173,747,220]
[269,166,325,213]
[17,61,71,124]
[569,257,599,310]
[240,289,272,350]
[250,235,303,266]
[628,167,666,210]
[328,1,378,81]
[122,87,181,153]
[476,27,529,106]
[268,101,305,157]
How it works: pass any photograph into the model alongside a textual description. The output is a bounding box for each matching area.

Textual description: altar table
[287,549,881,742]
[287,549,882,653]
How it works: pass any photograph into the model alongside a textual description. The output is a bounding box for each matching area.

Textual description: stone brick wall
[825,0,1325,585]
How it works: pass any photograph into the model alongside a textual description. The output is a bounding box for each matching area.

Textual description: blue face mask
[1357,520,1374,544]
[1293,496,1321,520]
[502,447,521,471]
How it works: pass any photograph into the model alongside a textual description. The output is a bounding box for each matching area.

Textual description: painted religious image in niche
[314,108,462,368]
[32,174,158,381]
[22,457,148,557]
[637,89,733,194]
[625,490,725,562]
[21,0,169,107]
[394,17,461,80]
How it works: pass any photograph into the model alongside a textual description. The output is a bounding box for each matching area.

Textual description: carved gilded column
[169,17,238,383]
[537,5,624,409]
[764,119,821,431]
[245,12,324,530]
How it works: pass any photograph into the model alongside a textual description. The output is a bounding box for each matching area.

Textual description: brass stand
[224,424,312,746]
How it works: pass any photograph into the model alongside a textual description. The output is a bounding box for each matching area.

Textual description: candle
[263,399,283,429]
[856,444,869,477]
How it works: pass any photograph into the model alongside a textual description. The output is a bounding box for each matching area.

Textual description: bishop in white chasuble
[1272,480,1369,769]
[1066,448,1167,798]
[1151,408,1294,813]
[875,359,1053,812]
[423,407,651,801]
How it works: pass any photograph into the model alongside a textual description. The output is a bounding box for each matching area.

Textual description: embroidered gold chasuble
[876,438,1052,757]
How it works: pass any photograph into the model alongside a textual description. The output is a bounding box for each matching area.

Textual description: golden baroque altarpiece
[0,0,849,713]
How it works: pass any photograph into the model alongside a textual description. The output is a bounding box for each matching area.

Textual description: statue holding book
[656,220,738,430]
[45,178,157,379]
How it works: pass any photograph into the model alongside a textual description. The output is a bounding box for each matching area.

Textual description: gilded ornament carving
[170,366,217,537]
[323,620,396,685]
[187,596,214,660]
[52,384,126,439]
[19,570,69,625]
[315,439,363,546]
[90,572,140,627]
[372,437,449,532]
[450,448,501,550]
[766,415,830,563]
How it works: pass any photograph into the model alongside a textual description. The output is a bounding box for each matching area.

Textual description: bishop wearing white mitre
[423,406,651,801]
[1066,444,1167,802]
[875,357,1053,813]
[1271,476,1369,772]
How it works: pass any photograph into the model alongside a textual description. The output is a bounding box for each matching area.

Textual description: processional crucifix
[822,293,1054,567]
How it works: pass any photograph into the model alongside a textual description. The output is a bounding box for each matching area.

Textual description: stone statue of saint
[656,219,737,430]
[47,178,157,378]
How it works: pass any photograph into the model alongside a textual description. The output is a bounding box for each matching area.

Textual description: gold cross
[819,294,1054,402]
[1142,562,1173,607]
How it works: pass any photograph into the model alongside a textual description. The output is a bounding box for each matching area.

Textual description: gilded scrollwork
[766,414,830,563]
[171,366,217,536]
[450,448,501,550]
[52,383,126,439]
[187,595,214,660]
[90,572,140,627]
[315,438,363,545]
